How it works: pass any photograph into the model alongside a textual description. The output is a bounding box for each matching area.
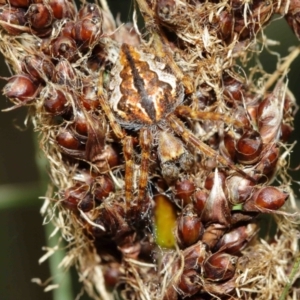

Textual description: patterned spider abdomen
[109,43,184,128]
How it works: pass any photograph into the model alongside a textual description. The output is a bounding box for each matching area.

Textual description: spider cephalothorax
[99,43,253,212]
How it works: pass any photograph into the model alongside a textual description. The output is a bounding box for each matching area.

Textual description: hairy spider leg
[175,105,245,128]
[98,93,136,210]
[123,136,135,207]
[167,114,255,182]
[138,128,151,203]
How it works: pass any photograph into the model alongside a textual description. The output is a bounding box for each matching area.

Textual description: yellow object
[154,195,177,248]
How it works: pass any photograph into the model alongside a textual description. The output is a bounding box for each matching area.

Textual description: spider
[98,42,252,214]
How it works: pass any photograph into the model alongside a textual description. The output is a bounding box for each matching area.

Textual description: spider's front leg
[175,105,245,128]
[98,94,135,211]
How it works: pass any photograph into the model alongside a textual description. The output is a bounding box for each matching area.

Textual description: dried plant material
[0,0,300,299]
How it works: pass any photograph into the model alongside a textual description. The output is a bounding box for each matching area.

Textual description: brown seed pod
[78,3,102,20]
[236,130,263,165]
[62,184,94,212]
[93,175,115,202]
[201,169,231,227]
[3,74,39,103]
[22,55,55,82]
[226,175,254,204]
[72,111,88,137]
[26,3,53,29]
[49,0,76,20]
[257,86,284,144]
[215,223,257,254]
[72,17,102,47]
[202,223,227,250]
[175,179,195,205]
[183,241,207,270]
[255,145,279,178]
[217,10,234,41]
[61,20,75,38]
[243,186,288,212]
[79,85,99,110]
[8,0,30,8]
[103,263,121,289]
[50,36,77,60]
[223,74,245,103]
[42,87,68,115]
[178,269,201,297]
[56,128,83,151]
[193,190,208,215]
[54,60,77,85]
[204,170,226,191]
[176,212,204,248]
[203,252,238,281]
[219,132,236,162]
[0,6,27,35]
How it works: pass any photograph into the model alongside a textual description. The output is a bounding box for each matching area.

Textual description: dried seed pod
[61,20,75,37]
[93,175,115,202]
[257,86,284,143]
[203,252,237,281]
[22,55,55,82]
[243,186,288,212]
[26,3,53,29]
[62,184,93,212]
[255,145,279,178]
[0,6,27,35]
[49,0,75,20]
[91,203,129,238]
[3,74,39,103]
[56,128,82,151]
[183,241,207,270]
[175,179,195,205]
[193,190,208,215]
[202,223,227,250]
[236,130,263,165]
[217,10,234,40]
[215,223,257,254]
[50,36,77,60]
[201,169,231,227]
[226,175,254,204]
[103,263,121,289]
[72,17,102,46]
[54,60,77,85]
[72,113,88,138]
[223,74,245,103]
[204,170,226,191]
[78,3,102,20]
[8,0,30,8]
[79,85,99,110]
[176,211,204,248]
[42,87,68,115]
[178,269,201,297]
[219,132,236,162]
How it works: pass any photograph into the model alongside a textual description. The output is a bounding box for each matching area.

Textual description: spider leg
[138,128,151,203]
[167,114,255,182]
[175,105,244,128]
[123,136,135,209]
[98,94,124,139]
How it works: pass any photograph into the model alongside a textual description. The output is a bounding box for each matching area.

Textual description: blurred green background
[0,2,300,300]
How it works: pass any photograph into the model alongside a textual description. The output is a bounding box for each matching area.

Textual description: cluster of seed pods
[0,0,299,299]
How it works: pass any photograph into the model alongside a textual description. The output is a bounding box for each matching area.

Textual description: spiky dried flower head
[0,0,300,299]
